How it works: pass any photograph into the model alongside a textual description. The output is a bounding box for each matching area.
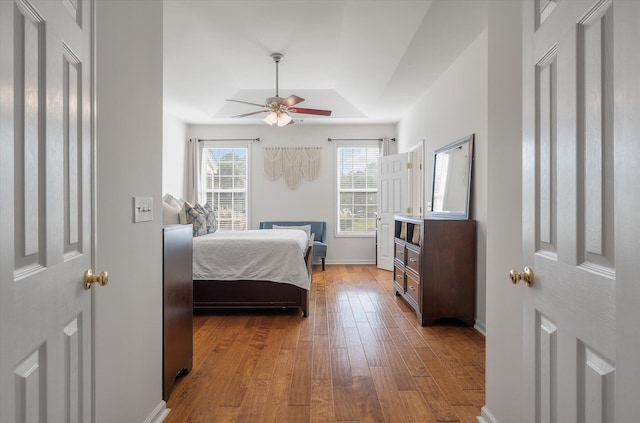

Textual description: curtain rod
[327,138,396,142]
[197,138,260,142]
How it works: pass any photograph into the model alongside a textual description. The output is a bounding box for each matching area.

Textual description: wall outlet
[133,196,153,223]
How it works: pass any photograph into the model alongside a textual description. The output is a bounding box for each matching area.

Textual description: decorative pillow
[201,203,217,233]
[181,200,196,226]
[163,194,188,224]
[162,193,176,204]
[272,224,312,239]
[161,201,180,225]
[178,197,189,223]
[193,203,217,234]
[184,202,207,237]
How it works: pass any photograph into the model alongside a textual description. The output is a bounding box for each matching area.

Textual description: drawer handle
[409,258,417,263]
[398,251,404,255]
[409,285,416,291]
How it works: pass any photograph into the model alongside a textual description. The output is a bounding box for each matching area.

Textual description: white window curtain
[381,137,396,156]
[186,138,203,204]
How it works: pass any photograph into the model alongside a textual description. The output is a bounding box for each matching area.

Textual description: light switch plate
[133,196,153,223]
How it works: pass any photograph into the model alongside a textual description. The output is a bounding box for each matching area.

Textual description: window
[202,143,249,231]
[336,142,380,236]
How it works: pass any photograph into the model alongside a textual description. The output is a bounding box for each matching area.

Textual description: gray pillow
[161,200,181,225]
[272,224,312,239]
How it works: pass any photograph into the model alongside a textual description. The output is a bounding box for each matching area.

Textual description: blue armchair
[259,221,327,271]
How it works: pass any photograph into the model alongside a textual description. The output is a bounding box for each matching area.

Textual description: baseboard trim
[477,406,499,423]
[474,321,486,336]
[324,259,377,265]
[143,401,170,423]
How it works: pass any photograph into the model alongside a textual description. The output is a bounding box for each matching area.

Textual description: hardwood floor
[165,264,485,422]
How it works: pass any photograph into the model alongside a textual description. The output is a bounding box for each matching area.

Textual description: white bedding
[192,229,311,289]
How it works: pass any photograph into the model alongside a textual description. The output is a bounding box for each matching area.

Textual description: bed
[191,229,313,316]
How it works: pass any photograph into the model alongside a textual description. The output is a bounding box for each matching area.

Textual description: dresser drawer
[394,265,405,287]
[394,242,406,263]
[406,271,420,304]
[406,247,420,274]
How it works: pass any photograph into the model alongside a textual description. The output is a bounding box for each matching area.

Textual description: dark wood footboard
[193,241,313,317]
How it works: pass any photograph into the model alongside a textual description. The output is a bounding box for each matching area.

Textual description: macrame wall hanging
[263,147,322,189]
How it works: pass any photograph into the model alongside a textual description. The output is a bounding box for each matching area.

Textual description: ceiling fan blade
[290,107,332,116]
[232,110,268,118]
[283,95,305,107]
[225,99,266,108]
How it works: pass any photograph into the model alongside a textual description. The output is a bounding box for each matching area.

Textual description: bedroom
[158,0,506,421]
[2,0,639,422]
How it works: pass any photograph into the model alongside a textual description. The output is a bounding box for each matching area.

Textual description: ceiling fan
[225,53,332,126]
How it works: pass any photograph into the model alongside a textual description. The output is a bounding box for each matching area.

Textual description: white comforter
[192,229,311,289]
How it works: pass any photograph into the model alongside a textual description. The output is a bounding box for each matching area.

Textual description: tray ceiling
[163,0,488,124]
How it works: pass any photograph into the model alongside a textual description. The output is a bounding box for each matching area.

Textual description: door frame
[613,1,640,420]
[89,0,98,421]
[408,141,424,218]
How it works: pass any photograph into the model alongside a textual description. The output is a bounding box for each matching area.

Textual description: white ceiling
[163,0,488,125]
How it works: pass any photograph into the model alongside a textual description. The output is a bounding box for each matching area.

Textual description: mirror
[431,134,474,219]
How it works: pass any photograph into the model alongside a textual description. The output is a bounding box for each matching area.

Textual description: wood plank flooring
[165,264,485,422]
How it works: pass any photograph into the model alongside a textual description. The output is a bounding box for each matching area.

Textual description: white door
[521,0,639,421]
[376,153,408,271]
[0,0,95,422]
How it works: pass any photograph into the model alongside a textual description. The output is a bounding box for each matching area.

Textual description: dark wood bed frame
[192,239,313,317]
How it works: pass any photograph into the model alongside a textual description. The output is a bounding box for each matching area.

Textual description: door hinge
[407,162,413,169]
[407,207,412,214]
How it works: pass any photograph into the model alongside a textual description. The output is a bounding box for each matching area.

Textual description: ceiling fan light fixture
[226,52,332,125]
[277,112,292,127]
[263,111,278,126]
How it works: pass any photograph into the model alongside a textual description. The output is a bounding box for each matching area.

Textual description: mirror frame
[430,133,474,220]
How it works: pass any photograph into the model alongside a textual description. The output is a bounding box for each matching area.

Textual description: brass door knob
[83,269,108,290]
[510,266,534,287]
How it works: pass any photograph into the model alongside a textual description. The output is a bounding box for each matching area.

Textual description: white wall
[187,123,396,264]
[95,1,165,422]
[163,112,188,198]
[482,2,524,422]
[397,29,489,331]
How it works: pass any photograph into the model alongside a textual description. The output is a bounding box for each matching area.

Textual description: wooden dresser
[393,216,476,326]
[162,224,193,399]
